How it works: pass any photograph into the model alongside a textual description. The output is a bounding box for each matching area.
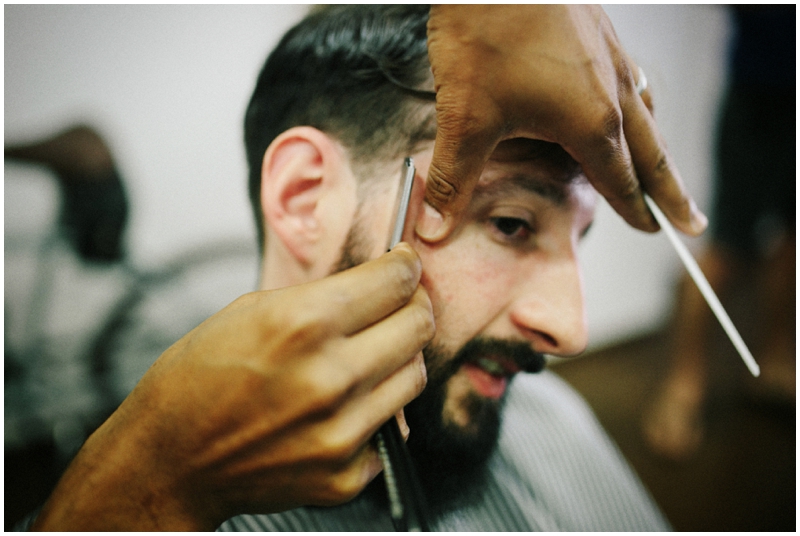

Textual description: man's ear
[260,126,358,269]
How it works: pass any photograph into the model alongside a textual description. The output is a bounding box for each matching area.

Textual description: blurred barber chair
[4,125,258,529]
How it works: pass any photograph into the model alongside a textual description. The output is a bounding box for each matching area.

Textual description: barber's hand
[421,4,708,241]
[32,244,433,531]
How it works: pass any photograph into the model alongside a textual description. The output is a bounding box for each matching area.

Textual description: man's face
[336,139,596,492]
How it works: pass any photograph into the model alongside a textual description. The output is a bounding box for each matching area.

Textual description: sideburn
[330,202,375,273]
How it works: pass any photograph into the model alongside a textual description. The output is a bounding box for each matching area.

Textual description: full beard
[402,338,544,516]
[330,216,547,518]
[360,337,546,520]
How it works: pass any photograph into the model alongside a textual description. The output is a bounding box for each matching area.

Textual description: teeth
[477,357,505,376]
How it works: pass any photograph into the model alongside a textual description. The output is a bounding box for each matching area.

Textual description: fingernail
[690,200,709,234]
[415,201,445,241]
[418,352,428,386]
[397,414,410,441]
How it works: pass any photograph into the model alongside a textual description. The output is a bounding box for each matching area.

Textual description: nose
[508,254,588,357]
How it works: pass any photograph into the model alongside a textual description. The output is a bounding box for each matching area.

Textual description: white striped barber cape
[218,370,670,532]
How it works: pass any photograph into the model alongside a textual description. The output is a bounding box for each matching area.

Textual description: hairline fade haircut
[244,4,437,253]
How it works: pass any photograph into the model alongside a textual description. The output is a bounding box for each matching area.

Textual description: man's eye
[490,217,532,240]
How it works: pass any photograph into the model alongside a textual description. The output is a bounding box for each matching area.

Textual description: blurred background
[4,5,795,530]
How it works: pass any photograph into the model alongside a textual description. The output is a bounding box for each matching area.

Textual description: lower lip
[463,363,508,399]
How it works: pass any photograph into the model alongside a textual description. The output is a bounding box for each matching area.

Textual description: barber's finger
[567,95,660,233]
[364,352,426,434]
[418,95,503,243]
[314,440,383,506]
[307,353,425,501]
[342,285,433,390]
[340,352,427,444]
[281,243,424,337]
[639,83,654,114]
[622,92,708,236]
[395,409,410,441]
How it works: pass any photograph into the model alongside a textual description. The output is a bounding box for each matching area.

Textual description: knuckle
[616,60,638,98]
[653,152,671,175]
[598,106,624,145]
[579,103,628,171]
[302,366,353,416]
[436,93,487,139]
[325,429,362,463]
[593,170,640,209]
[323,470,367,505]
[279,307,335,352]
[425,166,459,206]
[617,173,642,201]
[583,99,623,148]
[639,150,674,191]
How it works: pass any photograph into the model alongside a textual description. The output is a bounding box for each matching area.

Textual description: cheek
[416,231,514,345]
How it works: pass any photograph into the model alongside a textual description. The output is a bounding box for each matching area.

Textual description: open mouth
[441,338,547,400]
[463,356,520,399]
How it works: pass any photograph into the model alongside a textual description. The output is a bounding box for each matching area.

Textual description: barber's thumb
[418,148,485,243]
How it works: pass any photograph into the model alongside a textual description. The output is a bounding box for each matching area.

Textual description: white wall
[584,5,731,346]
[5,4,308,265]
[4,5,733,349]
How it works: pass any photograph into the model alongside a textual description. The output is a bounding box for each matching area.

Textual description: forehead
[479,138,583,189]
[455,138,592,215]
[362,138,594,244]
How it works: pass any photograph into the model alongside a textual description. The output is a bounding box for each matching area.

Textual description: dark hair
[245,4,436,250]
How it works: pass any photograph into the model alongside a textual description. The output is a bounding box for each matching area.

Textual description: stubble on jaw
[330,210,374,274]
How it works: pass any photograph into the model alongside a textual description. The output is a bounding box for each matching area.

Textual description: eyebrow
[473,172,595,240]
[473,173,568,206]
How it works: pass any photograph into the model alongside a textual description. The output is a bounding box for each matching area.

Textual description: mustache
[426,337,547,383]
[463,337,547,373]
